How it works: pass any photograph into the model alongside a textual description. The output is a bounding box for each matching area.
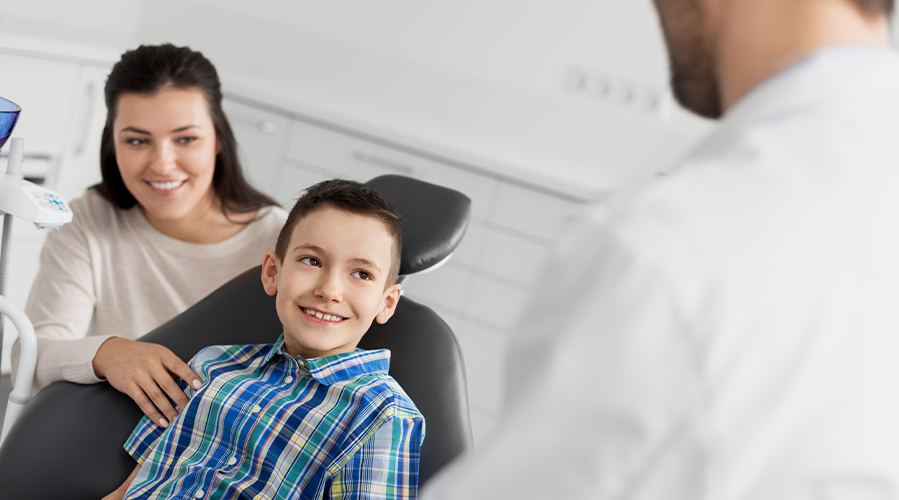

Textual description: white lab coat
[424,47,899,500]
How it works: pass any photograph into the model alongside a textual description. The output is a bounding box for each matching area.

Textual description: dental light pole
[0,96,72,444]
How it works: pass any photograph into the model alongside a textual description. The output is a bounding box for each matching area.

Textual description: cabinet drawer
[286,120,418,181]
[276,162,333,207]
[480,229,550,287]
[491,182,584,241]
[451,221,488,267]
[402,263,474,314]
[453,321,508,414]
[467,277,532,330]
[286,120,496,218]
[224,99,290,198]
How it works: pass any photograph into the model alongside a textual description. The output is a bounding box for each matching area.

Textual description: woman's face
[112,86,219,223]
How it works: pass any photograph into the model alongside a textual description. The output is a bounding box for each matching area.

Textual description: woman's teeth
[148,180,185,190]
[303,308,344,322]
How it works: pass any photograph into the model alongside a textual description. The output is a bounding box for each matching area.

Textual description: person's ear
[375,284,402,324]
[260,251,281,296]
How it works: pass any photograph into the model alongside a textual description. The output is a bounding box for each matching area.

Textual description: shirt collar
[262,335,391,386]
[723,46,899,126]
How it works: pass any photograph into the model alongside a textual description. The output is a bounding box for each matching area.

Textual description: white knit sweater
[13,189,286,390]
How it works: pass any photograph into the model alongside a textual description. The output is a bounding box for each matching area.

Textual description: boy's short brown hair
[275,179,404,284]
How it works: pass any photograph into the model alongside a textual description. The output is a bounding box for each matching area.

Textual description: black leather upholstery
[0,175,474,498]
[368,174,471,276]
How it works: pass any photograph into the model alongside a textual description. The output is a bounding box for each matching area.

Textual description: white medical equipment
[0,95,72,443]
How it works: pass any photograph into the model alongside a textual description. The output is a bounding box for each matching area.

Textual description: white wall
[0,0,142,48]
[132,0,670,99]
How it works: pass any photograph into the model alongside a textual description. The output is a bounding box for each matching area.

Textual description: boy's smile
[261,205,401,359]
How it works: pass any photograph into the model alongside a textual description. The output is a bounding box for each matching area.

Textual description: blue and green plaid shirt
[123,336,425,499]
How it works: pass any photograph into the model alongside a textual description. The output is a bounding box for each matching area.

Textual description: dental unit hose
[0,138,24,356]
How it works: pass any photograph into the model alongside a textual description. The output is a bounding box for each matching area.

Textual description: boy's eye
[298,256,321,267]
[352,270,373,281]
[176,136,198,145]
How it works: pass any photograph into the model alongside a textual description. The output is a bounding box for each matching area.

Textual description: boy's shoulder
[343,366,424,422]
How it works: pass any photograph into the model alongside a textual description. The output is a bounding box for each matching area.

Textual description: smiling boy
[106,179,425,499]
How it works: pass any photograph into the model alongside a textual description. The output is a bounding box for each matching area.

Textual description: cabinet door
[54,63,108,201]
[223,98,289,200]
[0,52,80,156]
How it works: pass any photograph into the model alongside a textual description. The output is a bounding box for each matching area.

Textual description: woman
[12,44,286,428]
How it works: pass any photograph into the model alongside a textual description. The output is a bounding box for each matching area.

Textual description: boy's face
[261,206,402,359]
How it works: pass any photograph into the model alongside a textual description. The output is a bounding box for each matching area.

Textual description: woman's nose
[148,142,177,175]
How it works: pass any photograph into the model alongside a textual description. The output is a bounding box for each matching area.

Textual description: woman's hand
[92,337,201,427]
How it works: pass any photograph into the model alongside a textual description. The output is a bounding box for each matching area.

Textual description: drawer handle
[258,120,278,135]
[351,151,420,176]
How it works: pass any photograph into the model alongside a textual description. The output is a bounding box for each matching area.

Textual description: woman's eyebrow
[118,125,201,135]
[119,126,151,135]
[170,125,201,133]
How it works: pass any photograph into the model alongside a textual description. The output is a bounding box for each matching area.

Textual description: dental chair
[0,174,474,499]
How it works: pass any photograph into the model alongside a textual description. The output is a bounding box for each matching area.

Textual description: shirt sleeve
[12,201,111,390]
[330,414,426,499]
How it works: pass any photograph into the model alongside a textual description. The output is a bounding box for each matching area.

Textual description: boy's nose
[314,275,343,302]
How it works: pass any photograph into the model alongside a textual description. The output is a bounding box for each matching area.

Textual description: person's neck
[142,195,253,244]
[716,0,890,112]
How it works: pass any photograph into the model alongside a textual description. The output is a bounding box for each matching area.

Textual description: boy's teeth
[149,180,184,190]
[304,308,343,322]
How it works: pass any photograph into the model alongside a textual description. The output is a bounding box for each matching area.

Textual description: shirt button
[194,489,205,498]
[251,404,261,414]
[285,375,293,383]
[227,456,237,466]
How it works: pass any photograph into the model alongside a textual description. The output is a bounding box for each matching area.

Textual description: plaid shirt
[123,336,425,499]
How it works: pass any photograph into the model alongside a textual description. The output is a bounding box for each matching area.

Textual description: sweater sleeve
[11,196,110,389]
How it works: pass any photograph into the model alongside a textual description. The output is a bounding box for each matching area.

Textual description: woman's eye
[176,136,198,145]
[125,137,148,146]
[352,270,373,281]
[298,256,321,267]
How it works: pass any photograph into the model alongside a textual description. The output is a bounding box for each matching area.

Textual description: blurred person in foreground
[424,0,899,498]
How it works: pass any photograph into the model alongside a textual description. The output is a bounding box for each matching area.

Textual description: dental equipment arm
[0,137,72,444]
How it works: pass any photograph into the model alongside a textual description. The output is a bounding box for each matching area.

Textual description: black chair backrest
[0,175,474,498]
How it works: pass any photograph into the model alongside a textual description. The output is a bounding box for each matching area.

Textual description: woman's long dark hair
[94,43,278,216]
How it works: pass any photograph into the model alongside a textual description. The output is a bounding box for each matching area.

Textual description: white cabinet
[0,52,80,156]
[54,64,108,201]
[223,98,289,200]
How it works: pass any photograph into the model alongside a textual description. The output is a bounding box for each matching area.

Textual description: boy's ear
[375,284,402,325]
[260,251,280,296]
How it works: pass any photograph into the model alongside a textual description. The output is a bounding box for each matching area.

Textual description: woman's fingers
[93,338,202,427]
[155,367,190,411]
[129,383,171,428]
[140,375,179,424]
[161,352,202,391]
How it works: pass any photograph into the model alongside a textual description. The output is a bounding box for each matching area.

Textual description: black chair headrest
[365,175,471,277]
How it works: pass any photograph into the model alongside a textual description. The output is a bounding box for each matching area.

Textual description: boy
[106,179,425,499]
